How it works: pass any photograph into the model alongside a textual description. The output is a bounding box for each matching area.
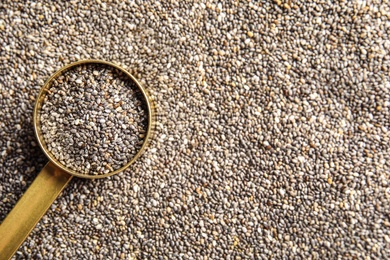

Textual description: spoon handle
[0,162,73,260]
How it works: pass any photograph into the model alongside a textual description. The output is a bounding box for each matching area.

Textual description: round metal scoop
[0,60,155,259]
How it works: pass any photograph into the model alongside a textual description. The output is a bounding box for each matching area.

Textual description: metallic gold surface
[0,60,155,259]
[0,162,73,260]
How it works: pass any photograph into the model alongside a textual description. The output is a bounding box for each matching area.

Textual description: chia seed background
[0,1,389,259]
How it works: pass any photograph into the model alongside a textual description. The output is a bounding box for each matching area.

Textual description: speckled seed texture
[0,1,389,259]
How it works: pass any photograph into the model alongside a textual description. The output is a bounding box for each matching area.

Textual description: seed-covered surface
[0,0,390,259]
[40,64,147,175]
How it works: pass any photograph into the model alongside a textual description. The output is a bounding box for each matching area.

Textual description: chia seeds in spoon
[40,64,147,175]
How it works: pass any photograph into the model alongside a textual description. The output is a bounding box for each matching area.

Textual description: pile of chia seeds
[0,0,389,258]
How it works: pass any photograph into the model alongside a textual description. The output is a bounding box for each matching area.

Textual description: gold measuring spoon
[0,60,155,259]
